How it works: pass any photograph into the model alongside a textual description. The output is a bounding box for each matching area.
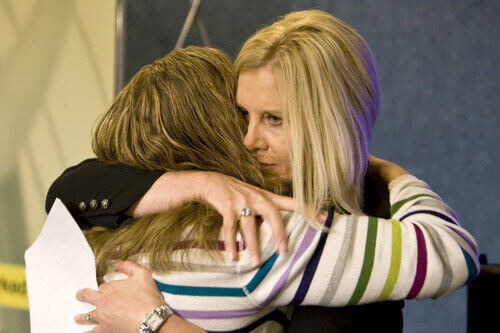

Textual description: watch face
[147,312,164,330]
[142,305,173,332]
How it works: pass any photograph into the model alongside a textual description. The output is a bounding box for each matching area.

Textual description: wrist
[193,171,212,202]
[138,304,174,333]
[156,315,207,333]
[170,170,207,203]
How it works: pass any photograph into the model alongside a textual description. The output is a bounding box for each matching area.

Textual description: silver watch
[138,304,174,333]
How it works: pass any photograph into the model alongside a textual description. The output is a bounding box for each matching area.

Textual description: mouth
[258,162,276,168]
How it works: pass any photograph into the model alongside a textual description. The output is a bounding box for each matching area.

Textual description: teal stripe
[156,253,278,296]
[347,217,378,305]
[390,194,435,216]
[461,248,479,284]
[246,254,279,293]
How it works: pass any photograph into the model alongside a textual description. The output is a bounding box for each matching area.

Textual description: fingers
[222,213,237,261]
[230,193,289,265]
[74,313,90,325]
[267,192,295,212]
[249,192,289,254]
[114,260,143,277]
[205,176,292,267]
[261,206,288,254]
[74,309,99,331]
[239,214,260,267]
[77,288,101,305]
[74,311,98,324]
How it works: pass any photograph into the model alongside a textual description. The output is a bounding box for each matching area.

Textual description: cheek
[277,146,291,167]
[274,138,292,177]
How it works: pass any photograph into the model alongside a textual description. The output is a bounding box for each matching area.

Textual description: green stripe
[377,219,402,301]
[390,194,435,216]
[347,217,378,305]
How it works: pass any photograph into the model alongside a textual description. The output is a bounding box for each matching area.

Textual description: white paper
[25,199,98,332]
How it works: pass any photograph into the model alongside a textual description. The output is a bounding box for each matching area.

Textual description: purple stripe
[171,240,247,251]
[400,209,456,225]
[406,224,427,299]
[289,209,334,305]
[446,226,478,254]
[399,209,477,254]
[220,240,246,251]
[174,306,261,320]
[172,215,321,320]
[261,225,319,307]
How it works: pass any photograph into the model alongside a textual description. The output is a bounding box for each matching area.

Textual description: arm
[47,159,294,265]
[263,169,479,307]
[45,158,163,229]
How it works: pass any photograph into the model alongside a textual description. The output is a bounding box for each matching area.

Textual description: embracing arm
[334,174,478,303]
[45,158,163,228]
[47,158,294,264]
[266,166,480,307]
[45,159,225,227]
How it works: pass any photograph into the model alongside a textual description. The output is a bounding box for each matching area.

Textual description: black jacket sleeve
[45,158,164,229]
[362,169,391,218]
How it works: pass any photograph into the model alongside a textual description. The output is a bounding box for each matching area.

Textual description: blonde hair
[234,10,379,225]
[88,46,282,278]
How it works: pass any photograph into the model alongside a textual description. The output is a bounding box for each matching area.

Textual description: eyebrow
[237,105,282,115]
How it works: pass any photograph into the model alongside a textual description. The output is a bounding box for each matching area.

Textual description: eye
[265,114,283,127]
[238,107,250,124]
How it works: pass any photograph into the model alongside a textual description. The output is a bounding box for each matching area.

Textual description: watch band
[138,304,174,333]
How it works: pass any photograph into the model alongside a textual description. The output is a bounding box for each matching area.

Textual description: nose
[244,121,267,151]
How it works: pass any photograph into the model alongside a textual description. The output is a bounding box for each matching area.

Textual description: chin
[261,170,292,194]
[281,180,293,196]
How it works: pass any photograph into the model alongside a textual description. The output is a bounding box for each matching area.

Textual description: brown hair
[87,46,282,278]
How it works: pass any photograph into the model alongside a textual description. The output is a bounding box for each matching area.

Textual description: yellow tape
[0,263,29,310]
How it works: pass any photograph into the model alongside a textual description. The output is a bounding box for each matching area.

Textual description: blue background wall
[124,1,499,332]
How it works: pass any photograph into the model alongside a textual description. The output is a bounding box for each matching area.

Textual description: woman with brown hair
[87,45,288,280]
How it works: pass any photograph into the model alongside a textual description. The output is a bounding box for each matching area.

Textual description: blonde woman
[48,10,479,333]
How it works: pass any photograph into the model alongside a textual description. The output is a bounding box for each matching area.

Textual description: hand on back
[129,171,295,267]
[368,155,409,184]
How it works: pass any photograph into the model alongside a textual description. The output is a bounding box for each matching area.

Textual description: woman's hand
[368,155,409,184]
[75,261,164,332]
[128,171,295,267]
[201,172,294,267]
[74,261,205,333]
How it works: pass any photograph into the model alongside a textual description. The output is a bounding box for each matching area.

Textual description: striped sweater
[104,175,480,332]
